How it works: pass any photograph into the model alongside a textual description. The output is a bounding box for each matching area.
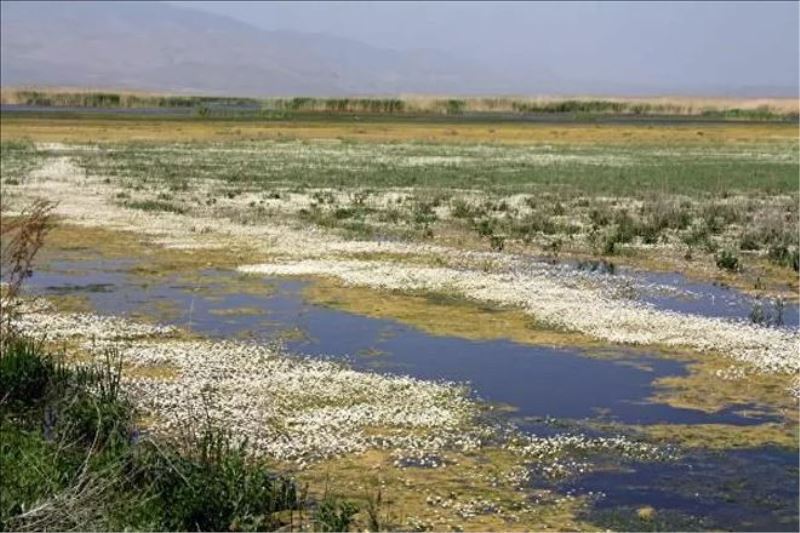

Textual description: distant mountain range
[1,1,537,96]
[1,1,796,97]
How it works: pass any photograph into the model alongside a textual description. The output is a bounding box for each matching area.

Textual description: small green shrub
[474,218,494,237]
[589,207,612,227]
[715,250,740,272]
[612,210,637,244]
[314,497,359,532]
[411,201,437,225]
[136,426,300,532]
[739,233,761,251]
[767,244,800,271]
[450,198,480,219]
[489,234,506,252]
[445,99,466,115]
[603,233,620,255]
[0,337,59,407]
[0,338,305,532]
[749,299,785,327]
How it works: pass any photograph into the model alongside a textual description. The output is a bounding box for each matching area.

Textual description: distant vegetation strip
[2,88,797,120]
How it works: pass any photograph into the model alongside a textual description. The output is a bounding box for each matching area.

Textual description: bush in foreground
[0,336,357,531]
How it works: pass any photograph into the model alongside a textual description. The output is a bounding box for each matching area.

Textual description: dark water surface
[27,254,799,531]
[554,447,799,531]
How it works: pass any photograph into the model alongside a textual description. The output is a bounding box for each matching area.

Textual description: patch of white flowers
[10,299,676,481]
[9,302,478,465]
[509,433,671,480]
[6,298,175,340]
[123,339,482,464]
[238,259,800,375]
[426,495,501,519]
[714,365,748,381]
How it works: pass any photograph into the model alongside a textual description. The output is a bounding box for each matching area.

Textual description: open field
[2,112,799,531]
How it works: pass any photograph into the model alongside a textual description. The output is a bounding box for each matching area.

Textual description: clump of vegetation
[313,496,359,532]
[489,234,506,252]
[445,99,466,115]
[0,336,364,531]
[749,298,785,327]
[0,199,55,327]
[3,88,797,120]
[125,199,186,215]
[767,244,799,272]
[715,250,740,272]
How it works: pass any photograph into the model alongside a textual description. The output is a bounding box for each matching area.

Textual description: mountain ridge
[0,1,531,96]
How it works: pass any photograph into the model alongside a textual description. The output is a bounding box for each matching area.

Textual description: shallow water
[28,254,799,530]
[29,261,769,426]
[632,269,799,328]
[555,257,800,328]
[552,447,799,531]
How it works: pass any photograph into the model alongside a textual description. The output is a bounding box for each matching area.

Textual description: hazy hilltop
[1,1,797,97]
[0,1,528,95]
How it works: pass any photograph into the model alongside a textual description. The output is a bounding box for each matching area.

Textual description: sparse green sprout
[314,497,359,532]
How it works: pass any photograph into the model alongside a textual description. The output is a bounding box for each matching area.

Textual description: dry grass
[2,115,798,144]
[396,93,800,114]
[0,205,54,297]
[0,86,178,104]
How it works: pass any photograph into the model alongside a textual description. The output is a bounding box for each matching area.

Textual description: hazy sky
[169,1,799,94]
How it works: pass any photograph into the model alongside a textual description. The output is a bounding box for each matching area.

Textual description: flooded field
[2,119,798,531]
[18,238,798,531]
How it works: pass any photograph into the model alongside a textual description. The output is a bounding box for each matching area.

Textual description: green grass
[73,139,799,196]
[0,140,40,183]
[61,138,799,265]
[0,336,357,531]
[3,134,798,279]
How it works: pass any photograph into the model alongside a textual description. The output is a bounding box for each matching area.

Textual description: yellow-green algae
[304,278,606,350]
[640,423,798,450]
[294,448,595,532]
[650,355,798,420]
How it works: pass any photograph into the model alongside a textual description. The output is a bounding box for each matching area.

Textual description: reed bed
[3,87,797,119]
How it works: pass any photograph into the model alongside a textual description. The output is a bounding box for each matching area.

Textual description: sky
[169,1,800,95]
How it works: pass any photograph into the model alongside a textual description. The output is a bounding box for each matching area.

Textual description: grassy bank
[0,336,359,531]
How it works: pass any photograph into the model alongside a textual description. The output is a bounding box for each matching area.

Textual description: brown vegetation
[0,200,55,326]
